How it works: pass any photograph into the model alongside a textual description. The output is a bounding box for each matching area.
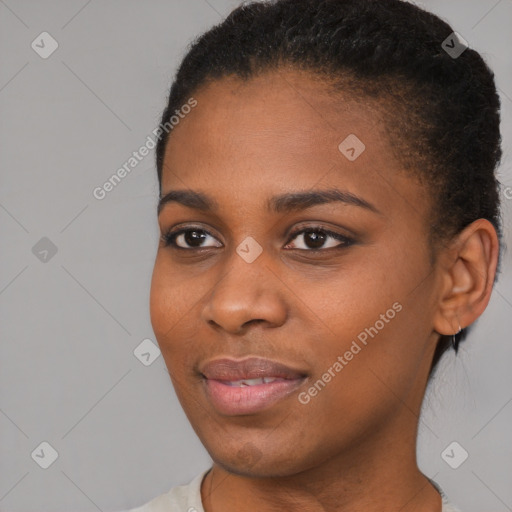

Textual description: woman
[130,0,502,510]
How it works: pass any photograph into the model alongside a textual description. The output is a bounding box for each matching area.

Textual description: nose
[200,250,288,334]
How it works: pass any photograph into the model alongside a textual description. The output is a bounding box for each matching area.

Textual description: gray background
[0,1,511,511]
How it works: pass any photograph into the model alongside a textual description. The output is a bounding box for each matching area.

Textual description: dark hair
[155,0,503,371]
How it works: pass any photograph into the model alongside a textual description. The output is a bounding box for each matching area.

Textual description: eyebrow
[157,188,380,216]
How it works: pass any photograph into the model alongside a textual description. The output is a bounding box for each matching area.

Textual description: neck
[201,409,442,512]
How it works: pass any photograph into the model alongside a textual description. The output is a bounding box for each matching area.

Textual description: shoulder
[124,468,210,512]
[442,503,462,512]
[442,497,462,512]
[430,478,461,512]
[441,502,460,512]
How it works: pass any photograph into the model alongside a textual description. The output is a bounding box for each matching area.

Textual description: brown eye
[284,227,354,251]
[161,227,222,249]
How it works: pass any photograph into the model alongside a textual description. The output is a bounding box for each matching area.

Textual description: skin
[150,67,499,512]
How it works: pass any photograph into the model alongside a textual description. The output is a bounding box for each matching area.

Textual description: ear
[433,219,500,336]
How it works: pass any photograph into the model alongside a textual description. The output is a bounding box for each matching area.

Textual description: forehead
[166,69,380,160]
[161,69,430,225]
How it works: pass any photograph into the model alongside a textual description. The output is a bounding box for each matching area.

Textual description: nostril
[242,319,265,328]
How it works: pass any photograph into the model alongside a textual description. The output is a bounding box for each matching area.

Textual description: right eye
[160,227,223,250]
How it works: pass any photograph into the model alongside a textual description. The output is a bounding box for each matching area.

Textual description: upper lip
[200,357,307,381]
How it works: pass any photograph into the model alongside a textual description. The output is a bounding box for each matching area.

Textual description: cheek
[149,256,194,351]
[300,251,431,404]
[149,258,173,340]
[306,257,398,339]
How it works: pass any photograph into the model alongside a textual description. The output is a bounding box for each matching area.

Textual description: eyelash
[160,224,355,252]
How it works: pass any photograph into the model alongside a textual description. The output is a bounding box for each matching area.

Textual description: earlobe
[433,219,499,337]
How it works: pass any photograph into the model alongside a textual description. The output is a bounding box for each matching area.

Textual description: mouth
[199,357,308,415]
[219,376,289,386]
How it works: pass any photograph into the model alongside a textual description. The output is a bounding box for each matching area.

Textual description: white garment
[124,468,461,512]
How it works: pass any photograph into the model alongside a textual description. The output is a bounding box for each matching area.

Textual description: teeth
[236,378,264,387]
[226,377,279,387]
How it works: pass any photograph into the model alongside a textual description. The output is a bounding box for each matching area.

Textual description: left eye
[284,228,353,250]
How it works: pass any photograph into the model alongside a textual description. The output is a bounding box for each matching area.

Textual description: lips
[200,357,306,381]
[199,357,307,415]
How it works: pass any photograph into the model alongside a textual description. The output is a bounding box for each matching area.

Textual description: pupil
[306,230,325,249]
[185,230,206,247]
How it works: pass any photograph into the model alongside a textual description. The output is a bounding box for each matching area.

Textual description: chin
[204,437,320,479]
[213,456,300,479]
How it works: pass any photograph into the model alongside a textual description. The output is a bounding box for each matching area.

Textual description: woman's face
[150,69,444,477]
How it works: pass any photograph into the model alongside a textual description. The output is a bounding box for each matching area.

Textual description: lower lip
[204,378,305,415]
